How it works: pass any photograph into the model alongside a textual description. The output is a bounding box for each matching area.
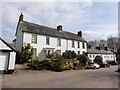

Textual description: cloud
[1,2,92,42]
[83,24,118,41]
[1,2,117,43]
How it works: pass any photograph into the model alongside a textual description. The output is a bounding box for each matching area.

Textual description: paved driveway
[2,64,119,88]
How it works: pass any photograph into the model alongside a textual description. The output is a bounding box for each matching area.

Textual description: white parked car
[86,62,100,69]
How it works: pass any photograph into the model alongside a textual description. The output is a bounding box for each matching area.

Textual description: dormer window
[31,34,37,43]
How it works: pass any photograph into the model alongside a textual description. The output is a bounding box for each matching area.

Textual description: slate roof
[19,21,87,42]
[87,49,113,54]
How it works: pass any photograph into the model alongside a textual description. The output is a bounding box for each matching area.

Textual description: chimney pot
[104,47,108,51]
[19,13,23,21]
[96,46,101,50]
[57,25,62,32]
[78,31,82,37]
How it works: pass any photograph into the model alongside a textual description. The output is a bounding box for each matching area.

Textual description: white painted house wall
[16,24,23,52]
[88,53,116,62]
[21,32,87,57]
[0,40,11,50]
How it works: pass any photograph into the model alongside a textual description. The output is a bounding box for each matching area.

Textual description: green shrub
[28,57,81,71]
[116,54,120,63]
[20,43,34,63]
[94,56,103,64]
[72,60,80,70]
[46,52,62,59]
[107,60,117,65]
[62,50,76,59]
[76,54,88,68]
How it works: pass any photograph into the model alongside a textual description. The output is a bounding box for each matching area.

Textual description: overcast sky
[1,2,118,42]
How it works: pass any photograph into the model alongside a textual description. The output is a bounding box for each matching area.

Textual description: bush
[46,52,63,59]
[62,50,76,59]
[94,56,103,64]
[76,54,88,68]
[28,57,81,71]
[20,43,34,63]
[116,54,120,63]
[107,60,117,65]
[72,60,80,70]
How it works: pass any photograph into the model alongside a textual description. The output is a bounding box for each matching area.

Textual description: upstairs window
[57,38,61,46]
[78,42,80,48]
[82,42,85,49]
[46,37,50,45]
[72,41,75,48]
[32,34,37,43]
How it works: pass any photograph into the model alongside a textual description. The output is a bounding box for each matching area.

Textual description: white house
[87,48,116,62]
[15,13,87,57]
[0,37,16,73]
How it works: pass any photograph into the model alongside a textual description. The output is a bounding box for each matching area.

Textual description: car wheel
[94,66,96,69]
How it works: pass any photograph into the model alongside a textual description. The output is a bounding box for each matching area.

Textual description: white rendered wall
[23,32,87,57]
[8,52,16,70]
[15,25,23,51]
[88,53,115,62]
[0,40,11,50]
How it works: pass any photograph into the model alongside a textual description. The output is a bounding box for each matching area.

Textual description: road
[2,64,119,88]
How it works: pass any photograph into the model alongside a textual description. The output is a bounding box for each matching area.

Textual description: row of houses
[0,13,116,72]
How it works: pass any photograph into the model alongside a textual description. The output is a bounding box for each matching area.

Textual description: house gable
[0,37,16,51]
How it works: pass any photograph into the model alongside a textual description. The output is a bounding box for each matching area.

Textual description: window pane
[34,48,37,57]
[57,38,61,46]
[46,37,50,45]
[82,42,85,49]
[78,42,80,48]
[56,50,61,55]
[32,34,37,43]
[78,51,80,54]
[72,41,74,48]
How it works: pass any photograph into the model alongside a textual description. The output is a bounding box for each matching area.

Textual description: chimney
[96,46,101,50]
[57,25,62,32]
[19,13,23,21]
[88,45,91,49]
[104,47,108,51]
[78,31,82,37]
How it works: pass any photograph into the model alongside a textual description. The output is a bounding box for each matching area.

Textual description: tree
[116,54,120,63]
[20,43,34,63]
[94,56,103,64]
[107,37,119,52]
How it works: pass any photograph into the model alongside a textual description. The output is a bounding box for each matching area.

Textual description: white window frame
[31,34,37,43]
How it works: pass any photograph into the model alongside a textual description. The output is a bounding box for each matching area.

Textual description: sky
[0,1,118,42]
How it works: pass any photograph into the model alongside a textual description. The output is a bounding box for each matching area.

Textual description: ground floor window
[56,50,61,55]
[78,51,80,54]
[44,49,54,55]
[34,48,37,57]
